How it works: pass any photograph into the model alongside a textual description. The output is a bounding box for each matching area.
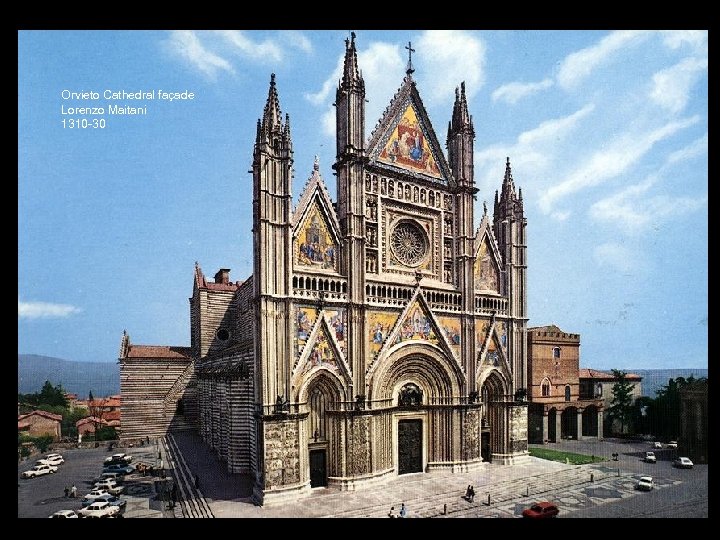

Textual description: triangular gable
[474,214,503,294]
[292,312,351,386]
[295,305,319,358]
[292,162,341,272]
[366,288,463,377]
[476,317,511,380]
[367,77,454,185]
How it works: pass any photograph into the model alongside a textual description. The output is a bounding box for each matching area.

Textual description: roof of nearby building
[579,368,642,381]
[126,345,192,359]
[87,397,121,408]
[18,410,63,422]
[76,416,108,427]
[528,324,564,333]
[104,410,121,422]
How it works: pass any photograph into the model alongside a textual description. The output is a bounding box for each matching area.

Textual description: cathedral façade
[120,33,530,505]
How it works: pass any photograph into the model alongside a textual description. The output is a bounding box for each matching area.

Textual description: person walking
[468,485,475,503]
[63,486,69,498]
[70,485,77,498]
[399,503,407,518]
[388,506,398,518]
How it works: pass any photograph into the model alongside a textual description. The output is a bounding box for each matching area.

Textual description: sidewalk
[163,431,634,518]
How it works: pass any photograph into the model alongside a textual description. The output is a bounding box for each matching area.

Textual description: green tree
[607,369,635,434]
[33,435,54,453]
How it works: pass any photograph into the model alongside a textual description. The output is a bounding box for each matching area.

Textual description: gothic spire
[341,32,363,90]
[500,156,517,201]
[262,73,282,134]
[451,82,473,135]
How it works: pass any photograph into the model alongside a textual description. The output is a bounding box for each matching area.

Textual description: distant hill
[628,368,708,398]
[18,354,119,398]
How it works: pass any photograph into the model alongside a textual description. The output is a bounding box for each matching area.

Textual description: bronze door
[309,449,327,487]
[398,419,422,474]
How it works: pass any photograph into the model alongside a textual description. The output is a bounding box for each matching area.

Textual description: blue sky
[18,30,707,370]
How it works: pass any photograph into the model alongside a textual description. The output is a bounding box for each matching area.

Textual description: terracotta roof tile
[579,368,642,381]
[18,410,62,422]
[127,345,192,359]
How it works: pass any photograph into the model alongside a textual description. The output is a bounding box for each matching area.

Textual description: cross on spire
[405,41,415,75]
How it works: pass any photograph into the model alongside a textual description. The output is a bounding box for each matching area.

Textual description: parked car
[21,463,58,478]
[635,476,654,491]
[667,441,678,448]
[102,463,134,475]
[522,502,559,518]
[81,489,110,505]
[653,442,663,449]
[49,510,78,518]
[673,457,694,469]
[644,451,657,463]
[93,479,124,495]
[89,494,127,513]
[95,471,123,483]
[77,501,121,518]
[37,455,64,467]
[104,453,133,465]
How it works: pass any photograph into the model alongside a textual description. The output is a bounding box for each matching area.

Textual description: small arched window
[565,385,571,402]
[541,379,551,397]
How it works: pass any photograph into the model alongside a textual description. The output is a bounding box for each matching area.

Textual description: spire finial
[483,201,488,215]
[313,155,320,171]
[405,41,416,75]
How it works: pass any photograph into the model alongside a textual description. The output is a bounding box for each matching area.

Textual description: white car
[644,451,656,463]
[49,510,78,518]
[635,476,654,491]
[77,501,121,518]
[653,442,663,449]
[104,453,133,464]
[38,455,64,466]
[667,441,678,448]
[673,457,694,469]
[93,479,124,495]
[21,463,58,478]
[81,489,110,505]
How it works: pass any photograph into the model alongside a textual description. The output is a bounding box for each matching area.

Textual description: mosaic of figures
[296,306,318,356]
[368,310,399,356]
[474,237,499,292]
[302,330,338,375]
[395,303,440,346]
[437,316,461,358]
[296,204,337,270]
[378,104,442,179]
[325,308,346,356]
[296,306,346,358]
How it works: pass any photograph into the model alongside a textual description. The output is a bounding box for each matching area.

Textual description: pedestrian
[64,486,69,498]
[399,503,407,518]
[70,485,77,498]
[464,484,472,501]
[388,506,398,518]
[194,474,200,490]
[469,485,475,503]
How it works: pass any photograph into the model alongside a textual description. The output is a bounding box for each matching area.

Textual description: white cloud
[589,134,708,232]
[166,31,234,78]
[661,30,708,54]
[649,57,708,114]
[281,31,313,54]
[492,78,553,104]
[218,30,283,62]
[474,104,595,198]
[539,115,699,213]
[593,242,637,273]
[415,30,485,104]
[305,41,405,136]
[667,132,708,164]
[557,31,650,90]
[19,300,82,319]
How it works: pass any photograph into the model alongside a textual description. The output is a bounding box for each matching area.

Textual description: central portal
[398,419,422,474]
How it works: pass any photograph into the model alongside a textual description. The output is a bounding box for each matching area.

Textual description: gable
[367,78,454,185]
[474,236,500,293]
[377,103,443,179]
[294,200,339,271]
[292,313,351,385]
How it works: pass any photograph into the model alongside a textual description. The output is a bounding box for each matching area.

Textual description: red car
[522,502,560,518]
